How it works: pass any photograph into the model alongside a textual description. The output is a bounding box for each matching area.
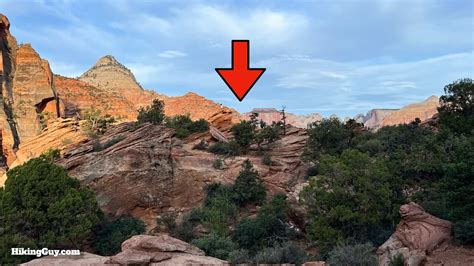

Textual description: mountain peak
[95,55,119,67]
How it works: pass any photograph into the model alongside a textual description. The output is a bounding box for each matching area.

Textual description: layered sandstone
[380,96,439,127]
[377,202,474,266]
[56,122,308,228]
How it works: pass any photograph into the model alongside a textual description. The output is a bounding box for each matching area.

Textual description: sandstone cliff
[242,108,322,128]
[380,96,439,127]
[0,14,60,166]
[363,109,399,129]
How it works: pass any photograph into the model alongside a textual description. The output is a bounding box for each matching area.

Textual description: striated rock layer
[377,202,474,266]
[55,122,308,227]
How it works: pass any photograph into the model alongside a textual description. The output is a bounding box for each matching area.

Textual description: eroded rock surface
[380,96,439,127]
[377,202,453,265]
[22,234,226,265]
[56,122,308,227]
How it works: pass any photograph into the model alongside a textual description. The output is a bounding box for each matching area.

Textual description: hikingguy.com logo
[11,248,80,258]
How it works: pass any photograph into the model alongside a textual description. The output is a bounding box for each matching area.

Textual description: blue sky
[1,0,473,117]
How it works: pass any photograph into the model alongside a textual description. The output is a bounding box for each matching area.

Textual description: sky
[1,0,473,117]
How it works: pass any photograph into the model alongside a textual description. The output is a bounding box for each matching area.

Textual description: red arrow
[216,40,266,101]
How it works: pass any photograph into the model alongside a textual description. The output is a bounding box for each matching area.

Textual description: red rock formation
[54,75,137,119]
[363,109,398,129]
[380,96,439,127]
[376,202,471,265]
[21,234,226,265]
[55,122,308,228]
[242,108,322,128]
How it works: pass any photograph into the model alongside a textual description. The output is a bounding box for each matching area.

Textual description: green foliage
[40,148,60,162]
[165,114,209,138]
[92,135,125,151]
[82,108,115,138]
[137,99,165,125]
[200,185,237,236]
[227,249,252,264]
[93,216,145,256]
[232,160,266,206]
[254,242,308,265]
[233,194,290,250]
[453,219,474,245]
[303,117,361,162]
[301,150,396,254]
[255,122,282,148]
[262,152,273,166]
[326,243,378,266]
[231,120,257,150]
[438,78,474,134]
[208,141,242,156]
[0,157,102,264]
[212,158,224,169]
[191,233,237,260]
[388,253,405,266]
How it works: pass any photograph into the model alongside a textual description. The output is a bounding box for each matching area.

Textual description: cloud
[158,50,187,58]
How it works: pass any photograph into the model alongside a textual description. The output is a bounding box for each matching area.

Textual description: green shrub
[208,140,242,156]
[201,184,237,236]
[231,120,256,150]
[93,216,145,256]
[388,253,405,266]
[227,249,252,264]
[165,115,209,138]
[0,157,102,264]
[137,99,165,125]
[82,108,115,137]
[212,158,224,169]
[40,148,60,162]
[326,243,378,266]
[454,219,474,244]
[232,160,266,206]
[191,233,237,260]
[254,242,307,265]
[156,213,178,233]
[262,152,273,166]
[92,135,125,151]
[233,194,290,250]
[172,210,202,242]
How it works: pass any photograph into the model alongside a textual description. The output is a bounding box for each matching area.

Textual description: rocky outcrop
[363,109,398,129]
[377,202,453,265]
[54,75,137,119]
[107,234,226,265]
[56,122,308,227]
[22,234,226,265]
[380,96,439,127]
[242,108,322,128]
[0,14,62,166]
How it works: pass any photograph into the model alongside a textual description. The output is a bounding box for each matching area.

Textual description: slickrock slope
[380,96,439,127]
[363,109,398,129]
[22,234,226,265]
[377,202,474,266]
[242,108,322,128]
[57,122,308,227]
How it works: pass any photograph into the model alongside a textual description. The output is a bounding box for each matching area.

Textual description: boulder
[21,252,109,266]
[377,202,452,266]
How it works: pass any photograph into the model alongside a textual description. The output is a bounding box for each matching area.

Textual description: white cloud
[158,50,187,58]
